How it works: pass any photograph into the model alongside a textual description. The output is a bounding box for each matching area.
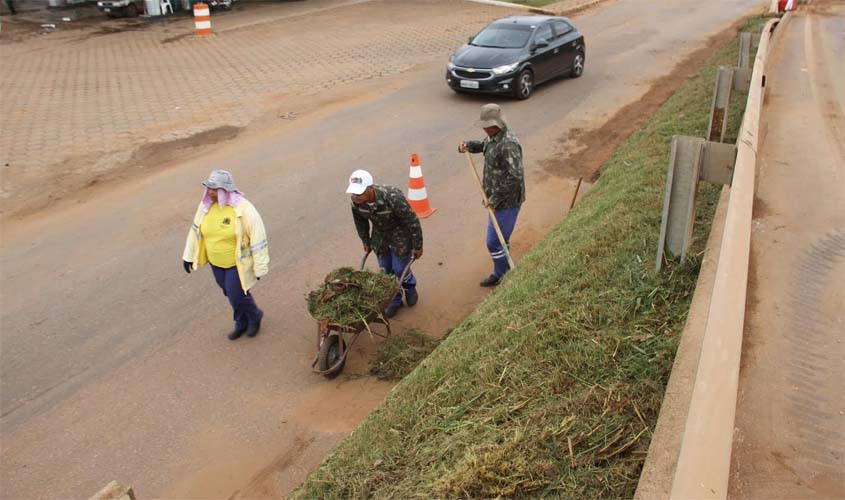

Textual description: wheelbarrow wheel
[318,334,346,379]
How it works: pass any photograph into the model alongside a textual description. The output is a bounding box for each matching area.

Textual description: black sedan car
[446,16,585,99]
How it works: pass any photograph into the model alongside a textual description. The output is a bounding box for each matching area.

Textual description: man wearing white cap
[348,169,423,318]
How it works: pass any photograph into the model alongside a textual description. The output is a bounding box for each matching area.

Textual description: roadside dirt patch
[83,19,149,38]
[542,17,752,181]
[0,125,243,220]
[129,125,243,167]
[545,0,616,17]
[237,435,317,499]
[0,18,48,43]
[161,31,193,44]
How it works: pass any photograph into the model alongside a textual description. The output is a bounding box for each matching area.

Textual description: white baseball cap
[346,169,373,195]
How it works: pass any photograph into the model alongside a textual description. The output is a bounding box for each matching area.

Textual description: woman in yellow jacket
[182,170,269,340]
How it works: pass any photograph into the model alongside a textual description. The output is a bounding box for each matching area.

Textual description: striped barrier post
[193,2,211,36]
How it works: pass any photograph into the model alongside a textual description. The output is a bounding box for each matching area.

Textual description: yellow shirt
[200,203,237,268]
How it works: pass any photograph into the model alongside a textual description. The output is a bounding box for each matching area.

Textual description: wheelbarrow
[311,251,414,379]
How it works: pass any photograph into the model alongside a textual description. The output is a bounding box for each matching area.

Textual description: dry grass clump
[369,329,440,380]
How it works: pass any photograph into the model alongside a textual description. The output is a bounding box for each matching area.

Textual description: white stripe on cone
[195,20,211,29]
[194,7,209,15]
[409,166,423,178]
[408,187,428,200]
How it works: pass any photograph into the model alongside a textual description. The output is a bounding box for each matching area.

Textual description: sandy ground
[0,0,766,498]
[729,1,845,498]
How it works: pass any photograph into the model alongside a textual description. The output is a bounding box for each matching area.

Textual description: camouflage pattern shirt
[466,127,525,210]
[352,185,423,258]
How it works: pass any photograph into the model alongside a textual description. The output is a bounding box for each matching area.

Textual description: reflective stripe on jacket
[182,199,269,293]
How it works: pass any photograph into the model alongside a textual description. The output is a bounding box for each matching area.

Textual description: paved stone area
[0,0,520,214]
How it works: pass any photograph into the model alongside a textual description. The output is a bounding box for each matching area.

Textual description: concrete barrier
[635,187,730,500]
[636,15,793,499]
[667,17,781,500]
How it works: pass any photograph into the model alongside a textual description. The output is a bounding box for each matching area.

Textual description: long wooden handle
[568,177,583,211]
[463,151,516,270]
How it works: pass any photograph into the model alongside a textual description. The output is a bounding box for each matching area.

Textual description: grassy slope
[293,18,762,499]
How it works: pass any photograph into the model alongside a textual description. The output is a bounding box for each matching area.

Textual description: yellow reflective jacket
[182,199,269,293]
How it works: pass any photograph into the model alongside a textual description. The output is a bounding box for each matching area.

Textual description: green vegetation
[294,17,763,500]
[307,268,396,325]
[370,329,442,381]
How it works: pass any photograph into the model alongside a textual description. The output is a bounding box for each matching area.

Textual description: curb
[463,0,555,15]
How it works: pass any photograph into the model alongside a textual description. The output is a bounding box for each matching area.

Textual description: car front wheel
[571,50,585,78]
[514,69,533,100]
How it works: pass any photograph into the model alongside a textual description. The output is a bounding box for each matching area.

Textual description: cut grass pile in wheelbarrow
[370,329,441,381]
[307,267,396,326]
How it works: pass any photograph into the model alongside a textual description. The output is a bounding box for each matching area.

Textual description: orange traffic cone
[407,154,436,218]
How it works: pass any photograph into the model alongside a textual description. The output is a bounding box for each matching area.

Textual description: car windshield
[470,25,532,49]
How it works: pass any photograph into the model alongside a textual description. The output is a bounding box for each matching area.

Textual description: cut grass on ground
[293,17,765,499]
[370,329,442,381]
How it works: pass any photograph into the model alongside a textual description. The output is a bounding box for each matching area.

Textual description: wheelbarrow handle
[360,250,372,270]
[398,256,415,284]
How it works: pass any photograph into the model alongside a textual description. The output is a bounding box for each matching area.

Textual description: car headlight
[492,62,519,75]
[447,61,456,70]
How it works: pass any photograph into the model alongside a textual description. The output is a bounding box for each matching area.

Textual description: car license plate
[104,7,110,10]
[460,80,480,89]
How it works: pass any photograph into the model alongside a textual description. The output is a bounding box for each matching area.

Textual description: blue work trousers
[211,264,263,331]
[377,251,417,308]
[486,207,520,278]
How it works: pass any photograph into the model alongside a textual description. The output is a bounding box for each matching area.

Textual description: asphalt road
[0,0,763,497]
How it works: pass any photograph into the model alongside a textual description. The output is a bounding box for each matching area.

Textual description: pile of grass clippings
[307,267,397,326]
[369,329,442,380]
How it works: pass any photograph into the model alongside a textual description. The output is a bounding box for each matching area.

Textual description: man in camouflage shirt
[347,169,423,318]
[459,103,525,287]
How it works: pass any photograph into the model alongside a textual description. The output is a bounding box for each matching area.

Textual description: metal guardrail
[668,17,782,500]
[655,28,761,271]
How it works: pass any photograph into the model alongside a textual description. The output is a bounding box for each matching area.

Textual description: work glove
[183,260,192,274]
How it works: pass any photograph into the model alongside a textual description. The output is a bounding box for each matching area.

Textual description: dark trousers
[377,250,416,308]
[486,207,520,278]
[211,265,263,330]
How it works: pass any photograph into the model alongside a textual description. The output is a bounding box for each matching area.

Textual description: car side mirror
[532,40,549,50]
[468,36,474,44]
